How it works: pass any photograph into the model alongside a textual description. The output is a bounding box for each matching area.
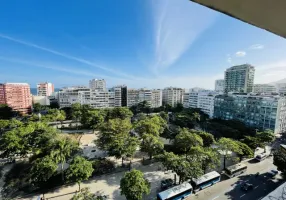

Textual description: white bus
[225,163,247,178]
[191,171,221,192]
[255,153,267,162]
[157,182,193,200]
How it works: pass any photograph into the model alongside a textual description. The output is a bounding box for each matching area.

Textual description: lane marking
[254,186,259,189]
[212,196,219,200]
[240,194,246,198]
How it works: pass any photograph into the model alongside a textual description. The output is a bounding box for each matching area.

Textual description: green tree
[273,147,286,177]
[50,136,79,181]
[134,116,165,137]
[30,156,58,190]
[174,128,203,158]
[141,134,163,160]
[236,141,253,162]
[256,129,275,152]
[217,138,242,169]
[0,120,9,134]
[81,110,104,131]
[173,103,184,113]
[71,103,82,129]
[66,156,94,191]
[9,119,23,129]
[108,107,133,120]
[0,104,14,119]
[120,169,150,200]
[196,131,215,147]
[33,103,42,113]
[159,111,168,122]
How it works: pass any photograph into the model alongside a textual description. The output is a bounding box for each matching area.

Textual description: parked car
[241,183,253,191]
[269,170,278,178]
[161,178,174,190]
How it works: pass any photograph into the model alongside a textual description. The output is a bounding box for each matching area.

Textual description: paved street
[192,156,284,200]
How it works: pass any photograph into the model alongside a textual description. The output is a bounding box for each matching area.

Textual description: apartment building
[110,85,127,107]
[183,93,190,108]
[37,82,54,96]
[224,64,255,93]
[0,83,32,114]
[90,90,110,108]
[189,91,217,118]
[253,84,277,94]
[162,87,184,107]
[58,86,91,108]
[214,94,286,134]
[215,79,224,93]
[89,79,106,91]
[277,83,286,95]
[127,88,162,108]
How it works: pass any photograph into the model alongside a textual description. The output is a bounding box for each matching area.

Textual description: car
[241,183,253,191]
[161,178,174,190]
[269,170,278,178]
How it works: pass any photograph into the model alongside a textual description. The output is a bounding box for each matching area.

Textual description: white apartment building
[277,83,286,95]
[90,90,110,108]
[162,87,184,107]
[89,79,106,91]
[37,82,54,96]
[183,93,190,108]
[215,79,224,92]
[127,88,162,108]
[58,86,91,108]
[253,84,277,93]
[189,91,218,118]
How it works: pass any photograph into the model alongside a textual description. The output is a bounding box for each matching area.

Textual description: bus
[157,182,193,200]
[191,171,221,192]
[225,163,247,178]
[255,153,267,161]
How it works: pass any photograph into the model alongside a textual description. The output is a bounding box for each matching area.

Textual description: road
[192,156,284,200]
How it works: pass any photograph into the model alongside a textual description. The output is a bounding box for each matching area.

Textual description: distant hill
[30,88,60,95]
[273,78,286,84]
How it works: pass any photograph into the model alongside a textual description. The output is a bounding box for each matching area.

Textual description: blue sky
[0,0,286,89]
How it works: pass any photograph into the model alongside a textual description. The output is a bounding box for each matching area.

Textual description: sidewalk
[22,162,174,200]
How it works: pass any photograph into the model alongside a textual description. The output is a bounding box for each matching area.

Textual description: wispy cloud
[249,44,264,50]
[0,34,135,79]
[255,60,286,84]
[151,0,217,73]
[235,51,246,57]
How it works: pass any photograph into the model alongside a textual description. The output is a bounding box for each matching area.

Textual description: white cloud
[254,60,286,84]
[0,34,135,79]
[151,0,217,73]
[235,51,246,57]
[250,44,264,50]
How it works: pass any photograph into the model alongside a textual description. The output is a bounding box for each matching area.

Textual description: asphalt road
[192,156,284,200]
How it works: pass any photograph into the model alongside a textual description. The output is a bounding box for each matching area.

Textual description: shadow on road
[247,158,259,164]
[224,172,285,200]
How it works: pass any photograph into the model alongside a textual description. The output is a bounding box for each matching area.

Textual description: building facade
[0,83,32,114]
[89,79,106,91]
[277,83,286,95]
[58,86,91,108]
[183,93,190,108]
[127,88,162,108]
[37,82,54,96]
[189,91,217,118]
[162,87,184,107]
[224,64,255,93]
[214,94,286,133]
[253,84,277,94]
[215,79,225,92]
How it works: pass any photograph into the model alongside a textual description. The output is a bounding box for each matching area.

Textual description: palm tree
[50,137,79,182]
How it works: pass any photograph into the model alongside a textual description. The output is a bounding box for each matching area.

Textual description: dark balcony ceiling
[190,0,286,38]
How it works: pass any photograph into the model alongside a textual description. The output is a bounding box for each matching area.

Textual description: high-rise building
[224,64,255,93]
[215,79,225,92]
[183,93,190,108]
[189,90,218,118]
[37,82,54,96]
[277,83,286,95]
[89,79,106,91]
[111,85,127,107]
[0,83,32,114]
[162,87,184,107]
[58,86,91,108]
[214,94,286,134]
[253,84,277,94]
[127,88,162,108]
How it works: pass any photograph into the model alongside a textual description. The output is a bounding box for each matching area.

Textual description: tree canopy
[120,169,150,200]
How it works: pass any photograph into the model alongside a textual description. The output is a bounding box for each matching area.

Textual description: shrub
[92,158,115,176]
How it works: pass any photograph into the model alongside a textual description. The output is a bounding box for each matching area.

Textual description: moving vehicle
[161,179,174,191]
[241,183,253,191]
[190,171,221,192]
[157,182,192,200]
[255,153,267,161]
[225,163,247,178]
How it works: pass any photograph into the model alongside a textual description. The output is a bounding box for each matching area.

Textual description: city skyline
[0,0,286,89]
